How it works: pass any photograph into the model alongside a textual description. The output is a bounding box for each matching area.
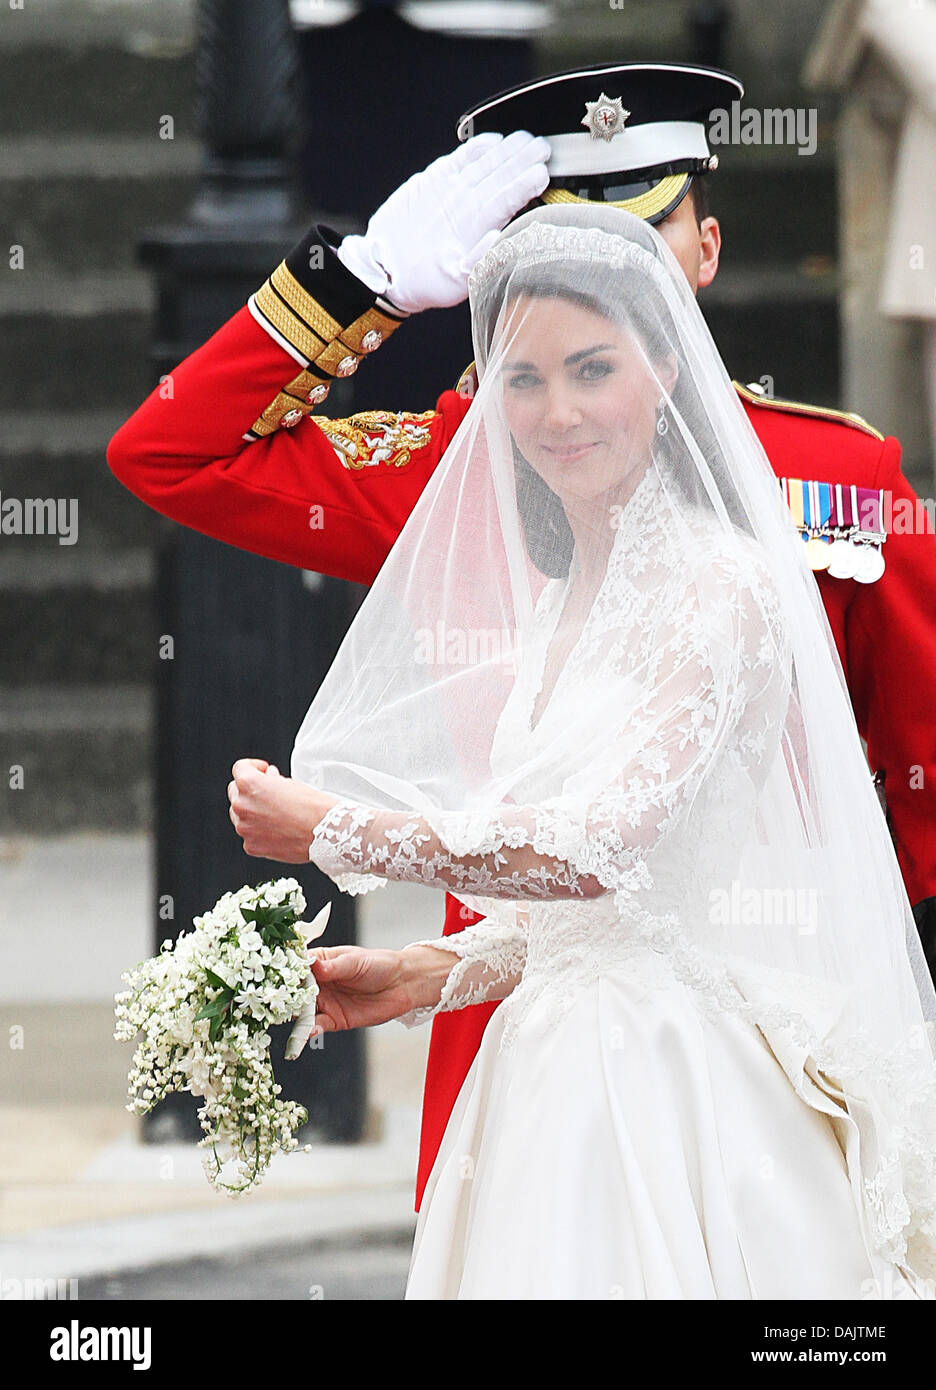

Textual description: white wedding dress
[307,467,925,1300]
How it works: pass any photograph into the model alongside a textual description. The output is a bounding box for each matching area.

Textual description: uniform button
[306,384,330,405]
[280,408,305,428]
[336,355,359,377]
[361,329,383,352]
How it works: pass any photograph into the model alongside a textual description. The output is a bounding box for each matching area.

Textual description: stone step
[0,0,834,274]
[0,0,195,136]
[0,683,152,833]
[0,273,154,410]
[3,136,835,275]
[0,549,156,686]
[0,411,172,550]
[6,137,201,272]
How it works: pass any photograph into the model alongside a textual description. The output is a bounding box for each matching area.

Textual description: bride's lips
[541,442,599,462]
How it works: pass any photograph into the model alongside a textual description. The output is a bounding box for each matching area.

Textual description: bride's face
[500,293,673,505]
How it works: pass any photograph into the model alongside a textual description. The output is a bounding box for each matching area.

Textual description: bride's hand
[227,757,337,862]
[309,946,416,1032]
[308,943,460,1033]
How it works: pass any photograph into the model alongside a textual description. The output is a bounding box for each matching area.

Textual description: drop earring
[655,400,669,437]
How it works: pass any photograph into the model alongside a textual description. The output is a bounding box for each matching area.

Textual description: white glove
[337,131,552,314]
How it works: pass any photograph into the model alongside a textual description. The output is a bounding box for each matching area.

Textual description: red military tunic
[108,228,936,1212]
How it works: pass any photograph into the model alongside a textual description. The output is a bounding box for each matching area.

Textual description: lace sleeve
[394,907,530,1028]
[307,545,785,904]
[307,797,613,899]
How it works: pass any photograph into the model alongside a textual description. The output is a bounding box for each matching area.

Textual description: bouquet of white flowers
[114,878,331,1196]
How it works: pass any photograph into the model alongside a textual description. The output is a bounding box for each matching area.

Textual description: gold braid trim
[339,305,406,355]
[249,271,409,430]
[250,390,309,438]
[733,381,885,441]
[541,173,689,221]
[249,369,332,437]
[254,278,329,364]
[270,262,343,342]
[315,340,363,377]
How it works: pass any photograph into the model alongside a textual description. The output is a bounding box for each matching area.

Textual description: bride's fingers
[308,944,362,968]
[314,954,370,987]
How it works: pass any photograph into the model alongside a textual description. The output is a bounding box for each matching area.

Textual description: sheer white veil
[293,203,936,1282]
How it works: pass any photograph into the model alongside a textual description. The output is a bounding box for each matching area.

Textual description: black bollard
[137,0,365,1144]
[689,2,730,70]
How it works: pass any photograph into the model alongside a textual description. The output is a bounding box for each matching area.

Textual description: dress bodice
[484,461,783,984]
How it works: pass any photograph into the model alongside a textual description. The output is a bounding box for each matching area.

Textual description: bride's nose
[542,380,583,431]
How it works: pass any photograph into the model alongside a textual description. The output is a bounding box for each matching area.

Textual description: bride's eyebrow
[505,345,619,370]
[565,344,617,365]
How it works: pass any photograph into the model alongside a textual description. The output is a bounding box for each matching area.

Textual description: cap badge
[581,93,630,141]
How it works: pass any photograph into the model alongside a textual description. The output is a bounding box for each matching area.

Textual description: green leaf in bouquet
[262,906,297,929]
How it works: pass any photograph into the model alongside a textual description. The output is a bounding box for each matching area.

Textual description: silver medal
[826,537,858,580]
[853,543,886,584]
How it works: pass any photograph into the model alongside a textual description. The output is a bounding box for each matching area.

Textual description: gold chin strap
[541,172,689,222]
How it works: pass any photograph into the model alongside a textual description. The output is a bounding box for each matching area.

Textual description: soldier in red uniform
[107,63,936,1214]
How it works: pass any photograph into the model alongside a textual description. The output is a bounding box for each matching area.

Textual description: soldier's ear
[697,216,721,290]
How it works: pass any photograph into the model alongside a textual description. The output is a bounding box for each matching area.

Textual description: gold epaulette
[454,361,478,398]
[733,381,884,441]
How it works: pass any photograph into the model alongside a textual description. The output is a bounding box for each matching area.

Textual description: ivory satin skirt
[404,971,921,1300]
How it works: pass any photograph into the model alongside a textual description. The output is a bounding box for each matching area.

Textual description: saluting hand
[337,131,551,314]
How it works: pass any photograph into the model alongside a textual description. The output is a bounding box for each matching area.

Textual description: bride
[228,204,936,1299]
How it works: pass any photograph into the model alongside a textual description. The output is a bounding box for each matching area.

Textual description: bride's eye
[577,358,614,382]
[506,372,542,391]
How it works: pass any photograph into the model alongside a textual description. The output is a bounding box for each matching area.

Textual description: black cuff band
[283,223,378,327]
[249,222,407,376]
